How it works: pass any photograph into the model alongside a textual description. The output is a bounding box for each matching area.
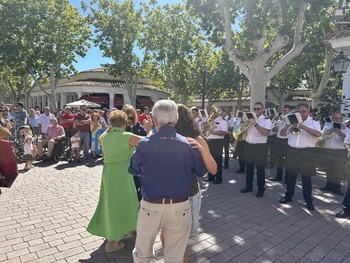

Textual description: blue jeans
[79,131,90,158]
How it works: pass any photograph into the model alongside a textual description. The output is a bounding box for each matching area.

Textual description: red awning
[114,96,124,106]
[79,95,108,104]
[137,98,154,107]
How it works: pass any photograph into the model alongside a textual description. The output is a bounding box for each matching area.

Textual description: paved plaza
[1,157,350,263]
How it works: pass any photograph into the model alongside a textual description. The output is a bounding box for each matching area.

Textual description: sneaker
[29,165,34,168]
[24,166,30,170]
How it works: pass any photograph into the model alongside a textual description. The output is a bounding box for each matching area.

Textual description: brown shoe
[105,241,125,253]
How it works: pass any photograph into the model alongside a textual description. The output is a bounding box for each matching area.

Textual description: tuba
[315,128,335,148]
[232,119,251,141]
[231,116,251,156]
[200,106,218,139]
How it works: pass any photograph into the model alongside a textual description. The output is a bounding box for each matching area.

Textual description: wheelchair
[51,137,71,163]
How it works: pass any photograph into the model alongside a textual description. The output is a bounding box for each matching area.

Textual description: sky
[70,0,182,73]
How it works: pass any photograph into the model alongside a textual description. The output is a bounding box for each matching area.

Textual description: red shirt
[138,113,150,125]
[60,113,74,129]
[74,113,90,132]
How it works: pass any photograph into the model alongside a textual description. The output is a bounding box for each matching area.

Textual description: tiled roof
[78,68,106,73]
[58,79,167,93]
[284,95,311,101]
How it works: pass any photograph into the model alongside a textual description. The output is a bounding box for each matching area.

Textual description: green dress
[87,127,138,241]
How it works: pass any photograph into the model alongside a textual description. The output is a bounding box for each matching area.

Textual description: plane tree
[187,0,337,108]
[0,0,91,111]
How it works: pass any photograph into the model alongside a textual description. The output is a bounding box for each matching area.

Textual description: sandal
[105,241,125,253]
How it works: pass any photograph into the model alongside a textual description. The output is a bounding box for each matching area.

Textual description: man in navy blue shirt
[129,100,207,263]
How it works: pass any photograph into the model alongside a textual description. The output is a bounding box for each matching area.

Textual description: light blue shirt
[27,115,40,128]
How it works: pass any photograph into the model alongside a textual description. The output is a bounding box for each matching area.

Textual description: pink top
[46,125,65,139]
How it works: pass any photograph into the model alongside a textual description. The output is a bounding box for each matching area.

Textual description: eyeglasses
[128,117,134,121]
[253,108,262,111]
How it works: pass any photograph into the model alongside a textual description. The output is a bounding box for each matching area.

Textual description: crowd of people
[1,99,350,262]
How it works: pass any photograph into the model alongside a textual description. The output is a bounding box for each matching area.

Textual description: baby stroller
[50,137,71,163]
[0,139,18,195]
[13,125,36,162]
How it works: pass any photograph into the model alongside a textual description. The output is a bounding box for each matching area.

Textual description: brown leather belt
[143,197,188,204]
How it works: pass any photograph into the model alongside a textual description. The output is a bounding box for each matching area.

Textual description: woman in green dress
[87,109,143,253]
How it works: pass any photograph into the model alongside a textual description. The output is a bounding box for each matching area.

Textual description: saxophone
[200,106,218,139]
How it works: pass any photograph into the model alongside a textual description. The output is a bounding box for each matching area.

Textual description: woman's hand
[187,137,204,152]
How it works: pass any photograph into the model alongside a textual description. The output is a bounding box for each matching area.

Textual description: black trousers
[319,148,347,190]
[236,140,247,171]
[275,138,289,180]
[286,147,316,203]
[207,139,225,181]
[244,143,268,192]
[343,164,350,211]
[267,135,277,165]
[223,134,230,166]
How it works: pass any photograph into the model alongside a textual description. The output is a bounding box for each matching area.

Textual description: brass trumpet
[290,124,301,135]
[200,106,218,138]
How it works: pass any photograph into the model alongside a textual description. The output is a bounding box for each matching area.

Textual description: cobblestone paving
[1,157,350,263]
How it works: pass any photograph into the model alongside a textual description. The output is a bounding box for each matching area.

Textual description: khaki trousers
[133,199,191,263]
[37,138,57,157]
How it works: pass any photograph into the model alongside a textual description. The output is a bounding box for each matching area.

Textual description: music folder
[267,108,277,117]
[245,112,257,120]
[333,122,342,129]
[284,112,302,125]
[236,110,245,119]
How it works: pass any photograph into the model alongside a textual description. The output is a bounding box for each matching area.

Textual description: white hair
[152,100,178,126]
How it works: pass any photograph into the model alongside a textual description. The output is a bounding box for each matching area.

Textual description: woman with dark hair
[160,104,217,263]
[87,109,142,253]
[122,104,152,201]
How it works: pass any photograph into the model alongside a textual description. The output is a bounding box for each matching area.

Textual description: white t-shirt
[71,136,80,149]
[287,116,321,148]
[38,113,55,133]
[245,115,273,144]
[206,116,228,140]
[324,127,350,150]
[23,142,33,155]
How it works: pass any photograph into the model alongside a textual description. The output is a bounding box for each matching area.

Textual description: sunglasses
[253,108,262,111]
[128,117,134,121]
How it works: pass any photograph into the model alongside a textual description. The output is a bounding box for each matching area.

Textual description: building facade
[28,68,169,110]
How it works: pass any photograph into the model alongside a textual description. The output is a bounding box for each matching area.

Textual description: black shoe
[77,159,81,163]
[306,202,315,211]
[240,187,252,193]
[336,210,350,218]
[256,192,264,198]
[320,186,332,191]
[269,177,282,182]
[279,196,292,204]
[204,178,215,182]
[68,160,72,164]
[235,169,245,174]
[333,189,344,196]
[213,179,222,184]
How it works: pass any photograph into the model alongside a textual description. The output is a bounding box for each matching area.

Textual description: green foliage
[318,85,343,117]
[0,0,91,79]
[89,0,142,76]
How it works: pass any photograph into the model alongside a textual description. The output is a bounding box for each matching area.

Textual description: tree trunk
[124,72,137,108]
[248,66,267,108]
